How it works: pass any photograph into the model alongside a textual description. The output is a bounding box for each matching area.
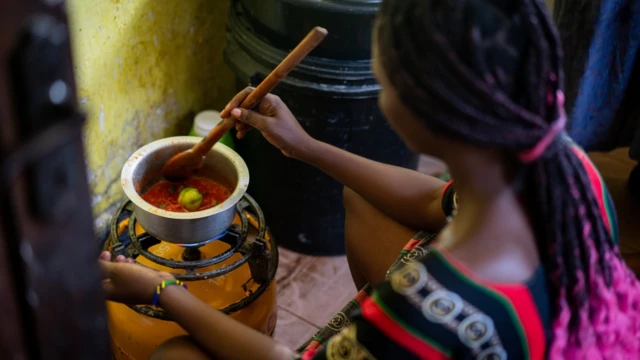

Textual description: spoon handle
[192,26,328,156]
[237,26,328,109]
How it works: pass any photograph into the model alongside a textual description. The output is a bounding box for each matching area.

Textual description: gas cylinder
[104,196,278,360]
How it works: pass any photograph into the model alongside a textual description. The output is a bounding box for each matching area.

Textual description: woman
[100,0,640,358]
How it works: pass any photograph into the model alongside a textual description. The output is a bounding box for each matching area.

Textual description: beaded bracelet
[152,280,188,307]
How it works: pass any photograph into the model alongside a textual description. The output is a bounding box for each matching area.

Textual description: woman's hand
[220,87,316,159]
[99,254,294,360]
[98,251,174,305]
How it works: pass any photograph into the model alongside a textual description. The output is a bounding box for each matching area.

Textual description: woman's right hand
[220,87,316,159]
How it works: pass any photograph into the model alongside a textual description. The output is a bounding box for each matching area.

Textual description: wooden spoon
[161,26,328,181]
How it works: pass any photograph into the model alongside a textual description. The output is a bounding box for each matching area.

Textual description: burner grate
[103,194,278,320]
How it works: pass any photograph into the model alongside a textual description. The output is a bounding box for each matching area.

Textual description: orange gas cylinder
[103,196,278,360]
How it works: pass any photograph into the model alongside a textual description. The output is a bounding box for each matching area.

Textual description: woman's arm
[298,139,447,230]
[99,253,294,360]
[158,286,294,360]
[222,88,447,231]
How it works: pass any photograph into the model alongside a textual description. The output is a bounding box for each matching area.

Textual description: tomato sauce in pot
[141,177,231,212]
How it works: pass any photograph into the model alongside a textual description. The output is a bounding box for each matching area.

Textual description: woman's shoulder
[313,249,551,360]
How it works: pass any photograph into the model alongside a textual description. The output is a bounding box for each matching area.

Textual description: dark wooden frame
[1,1,109,359]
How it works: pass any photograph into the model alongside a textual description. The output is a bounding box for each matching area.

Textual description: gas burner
[103,194,278,320]
[175,230,229,248]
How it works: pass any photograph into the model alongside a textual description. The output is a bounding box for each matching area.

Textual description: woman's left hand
[99,254,295,360]
[99,251,174,305]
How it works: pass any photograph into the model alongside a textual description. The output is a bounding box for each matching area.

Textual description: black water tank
[224,0,418,256]
[237,0,379,60]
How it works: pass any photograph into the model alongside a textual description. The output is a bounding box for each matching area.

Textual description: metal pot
[121,137,249,245]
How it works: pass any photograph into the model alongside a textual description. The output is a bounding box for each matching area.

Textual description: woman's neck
[439,150,541,283]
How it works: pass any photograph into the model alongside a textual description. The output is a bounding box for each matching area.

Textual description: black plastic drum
[238,0,380,60]
[224,0,418,255]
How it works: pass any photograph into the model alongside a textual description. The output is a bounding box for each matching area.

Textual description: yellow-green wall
[67,0,235,233]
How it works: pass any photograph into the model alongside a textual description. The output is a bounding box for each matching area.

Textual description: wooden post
[0,1,109,359]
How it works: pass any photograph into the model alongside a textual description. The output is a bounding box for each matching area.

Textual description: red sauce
[141,177,231,212]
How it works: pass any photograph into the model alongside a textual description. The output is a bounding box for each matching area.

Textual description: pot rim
[121,136,249,220]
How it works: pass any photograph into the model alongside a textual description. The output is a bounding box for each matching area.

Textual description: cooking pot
[121,137,249,245]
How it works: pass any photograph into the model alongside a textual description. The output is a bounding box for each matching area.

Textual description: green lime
[178,187,203,211]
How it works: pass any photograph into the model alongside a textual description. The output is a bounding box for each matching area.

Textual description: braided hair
[376,0,640,357]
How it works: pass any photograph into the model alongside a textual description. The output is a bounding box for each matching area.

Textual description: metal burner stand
[103,194,278,321]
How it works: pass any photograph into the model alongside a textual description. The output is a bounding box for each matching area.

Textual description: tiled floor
[273,249,356,348]
[273,150,640,348]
